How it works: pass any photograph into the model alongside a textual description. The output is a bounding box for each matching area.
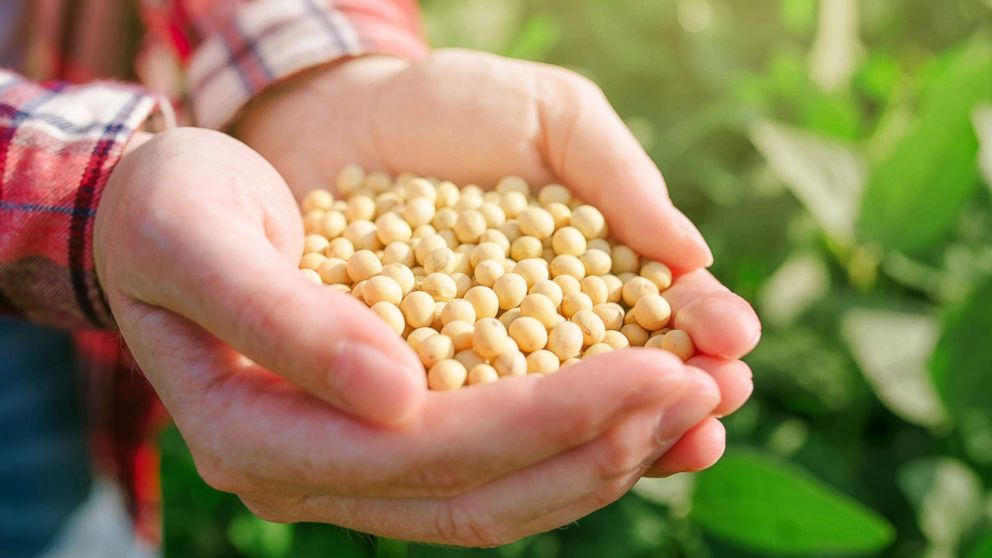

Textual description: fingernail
[654,374,719,446]
[672,209,713,267]
[329,340,424,424]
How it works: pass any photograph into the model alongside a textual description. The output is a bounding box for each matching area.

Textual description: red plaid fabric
[0,71,163,327]
[2,0,426,546]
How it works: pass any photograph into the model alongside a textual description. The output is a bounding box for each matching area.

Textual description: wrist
[232,55,409,148]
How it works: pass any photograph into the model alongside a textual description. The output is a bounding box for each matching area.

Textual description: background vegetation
[161,0,992,556]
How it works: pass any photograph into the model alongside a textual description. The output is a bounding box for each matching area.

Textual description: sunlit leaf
[228,514,293,558]
[750,120,866,245]
[808,0,862,91]
[840,308,946,427]
[898,457,984,552]
[858,39,992,253]
[974,104,992,191]
[504,13,560,61]
[931,278,992,464]
[692,450,895,555]
[758,252,830,326]
[633,475,694,515]
[781,0,817,35]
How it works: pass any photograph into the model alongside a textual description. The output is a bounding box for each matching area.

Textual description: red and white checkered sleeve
[186,0,429,130]
[0,70,165,329]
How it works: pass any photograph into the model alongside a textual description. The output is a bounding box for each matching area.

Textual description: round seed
[527,350,560,375]
[640,261,673,291]
[421,272,457,301]
[493,350,527,377]
[548,321,583,360]
[468,364,500,385]
[571,310,606,346]
[302,189,334,212]
[370,301,404,335]
[407,327,439,353]
[347,250,382,282]
[552,226,587,257]
[441,320,475,351]
[440,299,476,326]
[621,323,650,347]
[623,276,661,307]
[428,359,467,391]
[473,318,509,359]
[465,286,499,319]
[561,292,593,319]
[493,273,528,309]
[509,316,549,353]
[420,334,455,368]
[602,330,630,350]
[571,205,606,239]
[517,207,556,239]
[400,291,436,328]
[612,244,640,274]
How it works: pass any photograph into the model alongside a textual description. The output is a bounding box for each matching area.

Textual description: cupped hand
[94,127,729,545]
[236,49,761,477]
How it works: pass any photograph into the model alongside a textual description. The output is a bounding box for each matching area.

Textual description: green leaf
[966,532,992,558]
[781,0,817,36]
[930,277,992,464]
[691,450,895,555]
[858,38,992,253]
[840,308,946,427]
[974,104,992,191]
[504,13,561,61]
[898,457,984,550]
[750,120,866,246]
[227,514,293,558]
[758,252,830,326]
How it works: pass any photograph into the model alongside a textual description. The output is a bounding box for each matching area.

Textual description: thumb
[536,68,713,273]
[169,220,426,425]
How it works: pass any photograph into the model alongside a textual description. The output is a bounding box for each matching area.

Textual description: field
[162,1,992,556]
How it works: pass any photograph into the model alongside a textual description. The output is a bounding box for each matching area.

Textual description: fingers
[170,225,424,425]
[209,350,693,498]
[662,269,761,359]
[256,369,720,545]
[117,130,425,426]
[643,417,726,478]
[688,356,754,417]
[534,66,712,274]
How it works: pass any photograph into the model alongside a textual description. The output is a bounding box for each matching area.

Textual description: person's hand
[235,49,761,477]
[93,127,737,545]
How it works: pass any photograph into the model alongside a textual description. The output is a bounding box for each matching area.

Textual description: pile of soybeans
[298,165,695,390]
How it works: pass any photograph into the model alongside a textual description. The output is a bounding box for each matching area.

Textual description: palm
[238,49,758,359]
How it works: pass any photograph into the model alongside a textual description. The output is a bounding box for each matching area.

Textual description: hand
[235,49,761,475]
[94,127,733,545]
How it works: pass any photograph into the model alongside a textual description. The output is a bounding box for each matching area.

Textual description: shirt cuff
[0,70,166,329]
[187,0,429,130]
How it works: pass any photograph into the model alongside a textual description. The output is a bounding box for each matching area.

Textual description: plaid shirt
[1,0,425,544]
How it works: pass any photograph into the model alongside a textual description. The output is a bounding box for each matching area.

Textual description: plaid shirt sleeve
[0,70,164,329]
[184,0,428,129]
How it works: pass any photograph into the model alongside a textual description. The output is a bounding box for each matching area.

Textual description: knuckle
[565,403,599,442]
[589,478,633,511]
[410,461,474,498]
[192,456,247,494]
[552,67,601,96]
[433,499,516,547]
[240,496,300,524]
[594,428,642,482]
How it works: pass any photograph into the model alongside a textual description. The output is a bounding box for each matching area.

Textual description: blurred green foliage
[162,1,992,556]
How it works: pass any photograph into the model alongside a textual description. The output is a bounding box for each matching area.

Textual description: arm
[155,0,428,129]
[0,69,161,329]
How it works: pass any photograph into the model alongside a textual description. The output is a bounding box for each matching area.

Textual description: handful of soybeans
[298,165,696,391]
